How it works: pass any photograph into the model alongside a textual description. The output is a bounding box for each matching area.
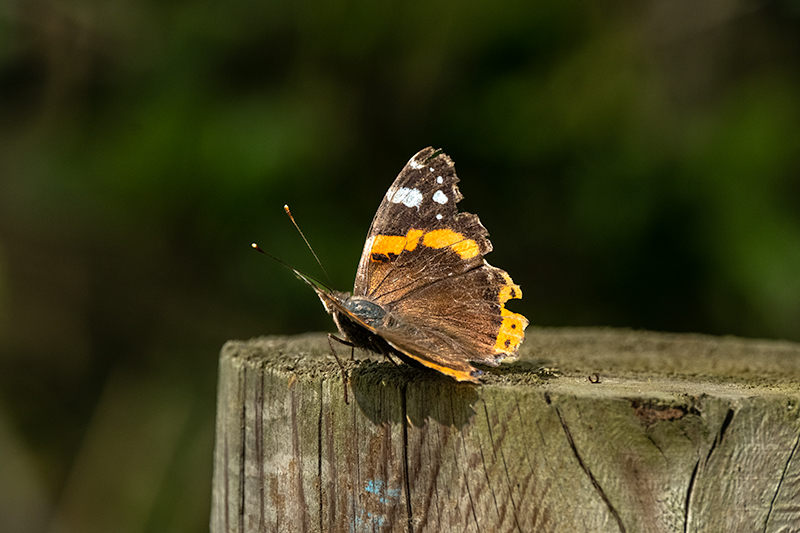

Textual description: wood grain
[210,328,800,532]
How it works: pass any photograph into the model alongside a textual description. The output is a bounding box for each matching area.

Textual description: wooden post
[210,328,800,532]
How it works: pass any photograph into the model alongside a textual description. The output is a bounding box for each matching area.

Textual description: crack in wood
[644,434,666,460]
[483,399,522,531]
[477,400,502,522]
[514,396,537,472]
[683,459,700,532]
[290,384,309,533]
[763,429,800,531]
[705,409,734,463]
[238,369,246,533]
[416,408,439,531]
[352,399,359,523]
[223,429,230,533]
[401,384,414,533]
[556,405,626,533]
[685,407,735,532]
[317,380,323,533]
[452,393,479,528]
[255,372,265,531]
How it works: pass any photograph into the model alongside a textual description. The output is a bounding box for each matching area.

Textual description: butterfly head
[342,297,387,328]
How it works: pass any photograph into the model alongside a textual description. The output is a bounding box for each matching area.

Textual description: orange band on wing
[371,229,424,260]
[422,229,480,259]
[498,272,522,303]
[404,229,424,251]
[371,228,479,261]
[406,356,479,383]
[494,308,528,354]
[371,234,407,258]
[493,271,527,354]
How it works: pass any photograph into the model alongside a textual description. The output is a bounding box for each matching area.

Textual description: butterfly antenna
[250,242,331,289]
[283,204,333,285]
[250,243,292,269]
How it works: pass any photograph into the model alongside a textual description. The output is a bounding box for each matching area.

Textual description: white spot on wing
[390,187,423,208]
[433,190,448,204]
[436,214,442,220]
[429,167,435,172]
[437,176,443,184]
[409,159,424,169]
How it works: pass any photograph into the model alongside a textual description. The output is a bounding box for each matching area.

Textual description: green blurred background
[1,0,799,531]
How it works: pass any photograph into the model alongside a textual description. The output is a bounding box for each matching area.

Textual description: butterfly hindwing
[376,263,527,380]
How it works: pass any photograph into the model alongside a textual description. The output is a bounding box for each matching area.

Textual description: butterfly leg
[327,334,350,404]
[328,333,356,360]
[379,347,400,367]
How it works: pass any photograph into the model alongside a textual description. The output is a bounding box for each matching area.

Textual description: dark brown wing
[376,262,528,382]
[352,147,528,381]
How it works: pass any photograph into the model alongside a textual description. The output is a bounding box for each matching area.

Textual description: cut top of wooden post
[229,327,800,392]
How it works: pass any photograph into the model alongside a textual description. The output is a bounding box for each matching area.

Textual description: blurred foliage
[1,0,799,531]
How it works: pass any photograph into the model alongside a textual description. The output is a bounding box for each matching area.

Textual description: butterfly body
[301,147,528,383]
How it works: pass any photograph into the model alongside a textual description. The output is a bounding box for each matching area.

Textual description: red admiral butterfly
[285,147,528,382]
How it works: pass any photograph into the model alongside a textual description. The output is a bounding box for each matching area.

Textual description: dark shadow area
[349,361,480,429]
[347,355,565,429]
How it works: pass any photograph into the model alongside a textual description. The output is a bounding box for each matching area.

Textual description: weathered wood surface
[210,328,800,533]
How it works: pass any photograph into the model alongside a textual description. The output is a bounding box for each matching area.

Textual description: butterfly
[287,147,527,383]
